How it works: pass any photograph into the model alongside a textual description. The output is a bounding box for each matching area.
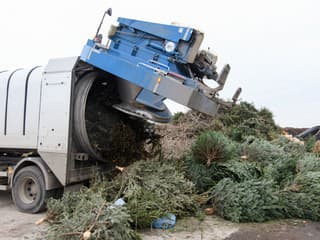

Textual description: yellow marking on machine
[153,76,162,92]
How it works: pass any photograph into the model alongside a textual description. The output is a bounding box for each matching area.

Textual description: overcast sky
[0,0,319,127]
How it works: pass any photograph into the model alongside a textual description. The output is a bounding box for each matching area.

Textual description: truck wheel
[12,166,47,213]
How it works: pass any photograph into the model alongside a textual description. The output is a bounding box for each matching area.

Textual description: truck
[0,10,240,213]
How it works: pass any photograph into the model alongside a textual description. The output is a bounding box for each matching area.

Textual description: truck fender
[10,157,62,191]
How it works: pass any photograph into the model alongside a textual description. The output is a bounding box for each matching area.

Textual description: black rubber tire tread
[12,166,47,213]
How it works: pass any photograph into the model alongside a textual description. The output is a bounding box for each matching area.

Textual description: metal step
[0,185,8,191]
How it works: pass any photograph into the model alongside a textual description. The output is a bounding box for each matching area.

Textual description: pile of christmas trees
[45,101,320,239]
[46,160,197,239]
[181,102,320,223]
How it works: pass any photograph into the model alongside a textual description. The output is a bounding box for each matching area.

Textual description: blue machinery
[81,14,241,123]
[0,11,241,213]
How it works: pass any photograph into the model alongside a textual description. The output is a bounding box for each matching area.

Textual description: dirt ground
[0,191,46,240]
[1,191,320,240]
[142,217,320,240]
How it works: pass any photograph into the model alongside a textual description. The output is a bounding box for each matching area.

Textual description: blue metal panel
[80,43,161,93]
[81,38,197,93]
[80,17,221,117]
[80,15,202,112]
[118,17,193,43]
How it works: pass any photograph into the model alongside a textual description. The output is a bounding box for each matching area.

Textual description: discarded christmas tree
[46,188,141,240]
[98,159,198,228]
[45,100,320,236]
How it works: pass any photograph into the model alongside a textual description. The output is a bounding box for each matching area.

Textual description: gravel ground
[225,219,320,240]
[1,191,320,240]
[0,191,45,240]
[141,217,239,240]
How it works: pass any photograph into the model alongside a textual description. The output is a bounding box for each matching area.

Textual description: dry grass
[313,141,320,154]
[156,111,216,159]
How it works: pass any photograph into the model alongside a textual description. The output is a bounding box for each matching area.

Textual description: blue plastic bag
[152,213,176,229]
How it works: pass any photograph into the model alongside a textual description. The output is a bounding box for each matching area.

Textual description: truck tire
[12,166,47,213]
